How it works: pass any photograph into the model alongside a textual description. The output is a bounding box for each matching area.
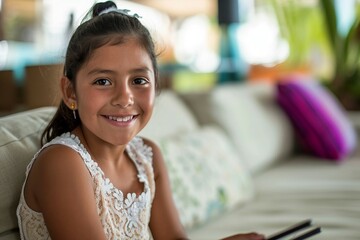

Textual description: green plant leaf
[319,0,338,51]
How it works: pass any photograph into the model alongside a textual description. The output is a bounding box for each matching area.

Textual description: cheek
[139,90,155,114]
[76,91,104,115]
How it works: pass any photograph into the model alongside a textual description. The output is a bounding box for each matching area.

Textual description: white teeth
[108,116,133,122]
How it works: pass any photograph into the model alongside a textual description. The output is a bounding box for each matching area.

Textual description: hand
[221,232,265,240]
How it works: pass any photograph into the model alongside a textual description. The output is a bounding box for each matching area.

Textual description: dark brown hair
[41,1,160,145]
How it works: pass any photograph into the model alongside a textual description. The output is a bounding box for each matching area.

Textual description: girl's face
[74,38,156,146]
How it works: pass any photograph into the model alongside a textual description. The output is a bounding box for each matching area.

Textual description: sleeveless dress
[17,132,156,240]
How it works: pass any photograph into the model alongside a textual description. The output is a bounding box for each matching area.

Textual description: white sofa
[1,82,359,240]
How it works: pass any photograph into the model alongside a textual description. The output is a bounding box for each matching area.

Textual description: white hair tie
[99,7,141,18]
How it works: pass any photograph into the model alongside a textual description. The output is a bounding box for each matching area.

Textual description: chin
[108,134,136,146]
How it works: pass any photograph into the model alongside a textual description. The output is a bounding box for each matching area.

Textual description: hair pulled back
[41,1,159,145]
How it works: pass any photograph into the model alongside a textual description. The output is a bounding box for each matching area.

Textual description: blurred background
[1,0,360,113]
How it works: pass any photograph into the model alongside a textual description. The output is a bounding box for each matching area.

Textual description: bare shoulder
[32,143,88,179]
[141,137,161,156]
[28,143,93,208]
[140,137,165,178]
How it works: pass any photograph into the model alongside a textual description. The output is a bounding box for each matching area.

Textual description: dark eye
[94,78,111,86]
[133,77,149,85]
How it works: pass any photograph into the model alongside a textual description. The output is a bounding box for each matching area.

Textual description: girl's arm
[145,139,189,240]
[28,145,106,240]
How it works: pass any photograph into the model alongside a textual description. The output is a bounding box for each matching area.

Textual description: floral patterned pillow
[159,126,254,229]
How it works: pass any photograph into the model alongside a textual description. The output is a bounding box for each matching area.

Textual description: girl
[17,1,264,239]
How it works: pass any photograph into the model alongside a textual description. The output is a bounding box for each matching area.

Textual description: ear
[61,76,77,108]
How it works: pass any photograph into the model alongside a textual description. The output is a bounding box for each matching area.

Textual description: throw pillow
[159,126,254,229]
[276,74,357,161]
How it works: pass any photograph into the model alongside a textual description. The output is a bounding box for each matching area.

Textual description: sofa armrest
[0,107,56,237]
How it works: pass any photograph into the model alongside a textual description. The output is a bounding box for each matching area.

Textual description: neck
[73,126,127,167]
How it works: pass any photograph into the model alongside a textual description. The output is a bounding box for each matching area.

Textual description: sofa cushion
[140,90,199,142]
[0,107,56,236]
[180,82,294,174]
[276,75,357,161]
[189,148,360,240]
[159,126,254,229]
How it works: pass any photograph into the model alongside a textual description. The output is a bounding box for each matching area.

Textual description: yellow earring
[70,102,76,119]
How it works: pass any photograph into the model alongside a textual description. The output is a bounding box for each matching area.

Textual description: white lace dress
[17,132,156,240]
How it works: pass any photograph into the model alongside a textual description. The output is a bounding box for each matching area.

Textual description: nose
[111,84,134,108]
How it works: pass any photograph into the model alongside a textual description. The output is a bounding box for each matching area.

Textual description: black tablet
[267,219,321,240]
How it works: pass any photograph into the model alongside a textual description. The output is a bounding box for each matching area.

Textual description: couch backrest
[180,82,295,174]
[0,107,56,238]
[139,90,199,142]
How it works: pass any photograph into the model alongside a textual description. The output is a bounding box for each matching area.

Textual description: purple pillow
[276,74,357,162]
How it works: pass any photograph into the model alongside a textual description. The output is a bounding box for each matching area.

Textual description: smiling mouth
[105,115,137,122]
